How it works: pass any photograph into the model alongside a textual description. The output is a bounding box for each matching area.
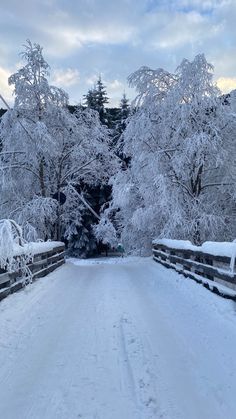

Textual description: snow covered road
[0,257,236,419]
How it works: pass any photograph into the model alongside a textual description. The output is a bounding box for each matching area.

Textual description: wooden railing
[152,241,236,298]
[0,243,65,301]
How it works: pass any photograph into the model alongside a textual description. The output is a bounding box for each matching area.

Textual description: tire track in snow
[118,312,165,419]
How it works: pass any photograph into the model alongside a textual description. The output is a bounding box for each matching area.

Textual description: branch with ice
[0,219,32,274]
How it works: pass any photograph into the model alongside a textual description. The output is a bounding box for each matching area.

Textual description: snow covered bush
[0,219,32,274]
[93,212,118,249]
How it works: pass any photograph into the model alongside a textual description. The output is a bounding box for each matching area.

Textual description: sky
[0,0,236,107]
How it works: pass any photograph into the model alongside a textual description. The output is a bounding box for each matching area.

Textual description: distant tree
[84,88,97,110]
[95,76,109,107]
[120,93,130,120]
[114,93,130,156]
[84,76,109,124]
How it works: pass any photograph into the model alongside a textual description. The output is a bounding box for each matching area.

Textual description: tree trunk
[39,158,46,197]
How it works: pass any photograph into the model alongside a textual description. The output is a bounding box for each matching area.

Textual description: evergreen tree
[113,93,130,157]
[84,76,109,124]
[117,93,130,136]
[83,88,97,110]
[95,76,109,123]
[120,93,130,121]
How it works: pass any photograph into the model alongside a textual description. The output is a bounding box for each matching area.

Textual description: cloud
[51,68,80,87]
[45,25,136,55]
[0,0,236,106]
[149,11,208,49]
[173,0,227,12]
[0,66,14,107]
[85,74,98,87]
[216,77,236,93]
[105,79,125,107]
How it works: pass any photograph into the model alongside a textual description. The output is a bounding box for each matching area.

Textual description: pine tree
[117,93,130,136]
[95,76,109,114]
[113,93,130,157]
[83,88,97,110]
[120,93,130,121]
[84,76,109,124]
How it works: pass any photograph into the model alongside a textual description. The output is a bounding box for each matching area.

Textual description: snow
[154,255,236,297]
[0,257,236,418]
[12,240,64,257]
[68,255,143,265]
[153,238,197,250]
[154,238,236,262]
[202,241,236,258]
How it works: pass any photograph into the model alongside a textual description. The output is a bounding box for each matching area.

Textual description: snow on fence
[152,239,236,300]
[0,241,65,302]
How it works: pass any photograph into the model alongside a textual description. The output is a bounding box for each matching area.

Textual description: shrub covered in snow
[0,219,32,274]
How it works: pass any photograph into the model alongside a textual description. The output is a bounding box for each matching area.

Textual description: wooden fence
[0,243,65,302]
[152,242,236,299]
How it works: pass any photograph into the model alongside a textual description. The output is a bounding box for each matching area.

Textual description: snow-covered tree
[0,219,32,277]
[97,54,236,253]
[120,93,130,119]
[84,76,109,124]
[95,76,109,113]
[84,88,97,110]
[0,41,115,247]
[114,93,131,156]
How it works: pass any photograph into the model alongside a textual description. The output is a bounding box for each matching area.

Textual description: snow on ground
[68,255,144,265]
[0,257,236,419]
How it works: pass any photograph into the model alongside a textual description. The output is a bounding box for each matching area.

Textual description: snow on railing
[152,239,236,300]
[0,220,65,302]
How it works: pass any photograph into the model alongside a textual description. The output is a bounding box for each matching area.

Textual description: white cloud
[144,9,223,51]
[216,77,236,93]
[174,0,227,12]
[85,74,98,86]
[1,0,236,105]
[43,24,136,57]
[51,68,80,87]
[105,79,127,107]
[0,66,14,107]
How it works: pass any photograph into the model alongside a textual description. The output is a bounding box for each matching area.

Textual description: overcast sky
[0,0,236,107]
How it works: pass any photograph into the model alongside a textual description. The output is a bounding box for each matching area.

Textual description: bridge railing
[0,242,65,301]
[152,239,236,296]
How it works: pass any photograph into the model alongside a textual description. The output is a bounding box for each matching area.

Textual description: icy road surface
[0,257,236,419]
